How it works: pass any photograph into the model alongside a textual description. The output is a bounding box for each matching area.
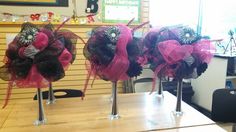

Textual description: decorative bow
[87,14,95,23]
[30,14,40,21]
[158,40,193,64]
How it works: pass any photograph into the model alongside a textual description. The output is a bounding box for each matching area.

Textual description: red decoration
[48,12,54,21]
[87,14,95,23]
[30,14,41,21]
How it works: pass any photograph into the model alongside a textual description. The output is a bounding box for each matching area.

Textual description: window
[149,0,200,30]
[202,0,236,39]
[202,0,236,55]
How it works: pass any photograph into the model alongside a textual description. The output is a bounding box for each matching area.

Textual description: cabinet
[191,56,229,111]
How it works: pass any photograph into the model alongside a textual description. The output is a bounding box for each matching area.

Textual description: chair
[211,88,236,122]
[33,89,83,100]
[133,67,154,93]
[133,77,153,92]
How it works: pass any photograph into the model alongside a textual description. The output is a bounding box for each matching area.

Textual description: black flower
[126,61,142,77]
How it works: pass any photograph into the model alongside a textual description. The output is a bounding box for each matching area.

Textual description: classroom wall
[0,0,149,23]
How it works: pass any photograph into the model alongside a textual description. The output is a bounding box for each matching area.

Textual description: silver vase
[109,82,116,102]
[156,77,164,98]
[109,81,120,120]
[46,82,56,104]
[34,88,47,125]
[173,79,183,116]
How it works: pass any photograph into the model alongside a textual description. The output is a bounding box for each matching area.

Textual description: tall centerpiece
[0,19,79,125]
[143,26,214,115]
[83,21,148,119]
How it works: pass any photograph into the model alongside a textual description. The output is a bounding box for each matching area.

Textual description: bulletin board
[102,0,141,23]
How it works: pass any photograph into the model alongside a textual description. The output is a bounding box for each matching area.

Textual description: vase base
[155,93,164,98]
[172,111,183,116]
[34,119,47,126]
[46,99,56,105]
[109,114,120,120]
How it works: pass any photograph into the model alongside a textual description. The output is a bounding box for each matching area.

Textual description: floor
[217,123,234,132]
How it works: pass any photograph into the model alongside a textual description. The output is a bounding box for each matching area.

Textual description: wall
[0,0,149,23]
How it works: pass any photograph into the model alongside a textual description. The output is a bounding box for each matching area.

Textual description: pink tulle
[15,65,49,88]
[158,40,193,64]
[192,39,214,63]
[101,25,131,81]
[87,25,132,82]
[150,39,214,93]
[2,78,14,108]
[33,32,49,51]
[137,56,148,66]
[18,47,26,58]
[156,39,214,72]
[58,48,72,68]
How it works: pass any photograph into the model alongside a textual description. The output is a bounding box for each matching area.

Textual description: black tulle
[85,27,116,66]
[126,61,142,77]
[11,58,33,79]
[36,57,65,81]
[197,63,208,76]
[126,37,143,77]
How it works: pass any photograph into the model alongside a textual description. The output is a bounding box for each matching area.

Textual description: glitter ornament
[105,26,120,43]
[18,28,38,46]
[179,27,199,45]
[12,15,19,22]
[53,14,61,22]
[41,14,48,22]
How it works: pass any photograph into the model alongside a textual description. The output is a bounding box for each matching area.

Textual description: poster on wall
[102,0,141,23]
[0,0,68,7]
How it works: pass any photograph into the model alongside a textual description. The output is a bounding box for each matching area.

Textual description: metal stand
[109,81,120,120]
[223,30,236,56]
[34,88,46,125]
[173,79,183,116]
[46,83,56,104]
[109,82,116,102]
